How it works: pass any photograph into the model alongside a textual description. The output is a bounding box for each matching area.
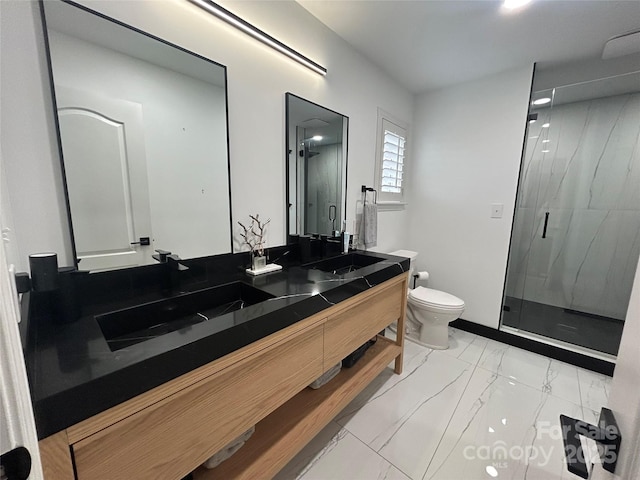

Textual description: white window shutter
[375,111,409,203]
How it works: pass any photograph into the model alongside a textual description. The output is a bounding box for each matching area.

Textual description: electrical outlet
[491,203,504,218]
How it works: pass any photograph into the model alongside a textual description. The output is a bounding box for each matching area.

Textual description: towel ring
[361,185,377,204]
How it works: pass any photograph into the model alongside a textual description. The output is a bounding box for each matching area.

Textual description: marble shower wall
[506,92,640,320]
[305,143,342,235]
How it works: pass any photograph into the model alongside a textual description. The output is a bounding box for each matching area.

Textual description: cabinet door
[72,324,323,480]
[324,281,404,368]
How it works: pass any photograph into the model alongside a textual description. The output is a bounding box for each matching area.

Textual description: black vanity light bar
[188,0,327,76]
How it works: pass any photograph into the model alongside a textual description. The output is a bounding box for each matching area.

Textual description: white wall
[407,66,534,328]
[0,0,72,272]
[0,0,414,271]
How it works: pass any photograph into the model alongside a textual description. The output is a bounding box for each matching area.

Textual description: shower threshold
[501,297,623,356]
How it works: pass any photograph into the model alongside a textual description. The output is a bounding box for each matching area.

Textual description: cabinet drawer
[324,281,404,368]
[73,324,324,480]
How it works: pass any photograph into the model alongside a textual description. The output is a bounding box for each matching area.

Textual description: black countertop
[24,249,409,439]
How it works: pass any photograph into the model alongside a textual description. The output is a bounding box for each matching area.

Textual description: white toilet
[389,250,465,349]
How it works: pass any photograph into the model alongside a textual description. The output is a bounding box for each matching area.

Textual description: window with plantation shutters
[375,111,408,204]
[381,125,405,193]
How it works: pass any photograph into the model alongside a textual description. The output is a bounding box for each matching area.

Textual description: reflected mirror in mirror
[42,1,232,272]
[286,93,348,237]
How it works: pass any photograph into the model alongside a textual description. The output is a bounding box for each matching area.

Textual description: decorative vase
[252,253,267,271]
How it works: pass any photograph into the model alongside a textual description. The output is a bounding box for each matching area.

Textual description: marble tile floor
[274,327,612,480]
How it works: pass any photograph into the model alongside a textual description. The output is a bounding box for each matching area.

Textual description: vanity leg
[394,273,408,375]
[394,352,403,375]
[394,315,404,374]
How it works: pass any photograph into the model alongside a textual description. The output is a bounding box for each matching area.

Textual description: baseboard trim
[450,319,615,377]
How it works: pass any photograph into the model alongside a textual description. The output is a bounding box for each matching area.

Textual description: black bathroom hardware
[29,253,58,292]
[56,266,83,324]
[130,237,150,246]
[559,407,621,478]
[542,211,550,238]
[361,185,378,204]
[167,254,189,271]
[153,249,171,263]
[14,272,31,294]
[151,250,189,294]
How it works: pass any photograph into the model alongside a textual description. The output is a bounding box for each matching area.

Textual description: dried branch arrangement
[238,214,271,256]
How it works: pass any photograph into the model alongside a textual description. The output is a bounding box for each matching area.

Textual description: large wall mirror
[42,0,232,272]
[286,93,348,237]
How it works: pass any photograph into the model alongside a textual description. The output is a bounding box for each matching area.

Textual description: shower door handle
[329,204,336,231]
[542,212,550,238]
[329,205,336,222]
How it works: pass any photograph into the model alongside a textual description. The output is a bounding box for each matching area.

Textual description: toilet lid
[409,286,465,309]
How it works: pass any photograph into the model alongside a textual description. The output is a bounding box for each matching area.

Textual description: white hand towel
[361,203,378,249]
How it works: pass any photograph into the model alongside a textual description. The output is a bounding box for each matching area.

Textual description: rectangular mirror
[286,93,348,237]
[42,0,232,272]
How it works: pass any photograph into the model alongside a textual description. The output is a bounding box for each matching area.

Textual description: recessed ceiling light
[542,149,550,153]
[312,135,323,141]
[542,140,550,143]
[503,0,532,10]
[542,123,550,128]
[533,97,551,105]
[529,119,536,124]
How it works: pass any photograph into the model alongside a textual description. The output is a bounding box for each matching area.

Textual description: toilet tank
[389,250,418,276]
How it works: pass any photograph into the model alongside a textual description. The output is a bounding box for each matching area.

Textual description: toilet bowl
[388,250,465,349]
[406,286,465,349]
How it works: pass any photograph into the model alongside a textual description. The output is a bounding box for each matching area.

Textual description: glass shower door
[502,72,640,357]
[501,101,552,332]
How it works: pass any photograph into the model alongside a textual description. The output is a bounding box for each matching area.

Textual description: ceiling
[44,1,226,87]
[288,94,345,146]
[297,0,640,94]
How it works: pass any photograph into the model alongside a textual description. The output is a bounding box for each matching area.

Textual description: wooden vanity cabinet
[38,273,407,480]
[74,324,324,480]
[324,278,405,369]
